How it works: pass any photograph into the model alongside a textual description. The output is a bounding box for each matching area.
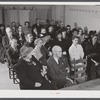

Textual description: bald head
[52,45,62,58]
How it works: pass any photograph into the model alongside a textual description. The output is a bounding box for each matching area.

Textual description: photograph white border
[0,1,100,98]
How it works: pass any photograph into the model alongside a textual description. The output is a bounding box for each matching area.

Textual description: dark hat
[55,29,62,37]
[72,28,78,32]
[20,45,33,57]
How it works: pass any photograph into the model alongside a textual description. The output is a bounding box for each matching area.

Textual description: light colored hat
[20,45,33,57]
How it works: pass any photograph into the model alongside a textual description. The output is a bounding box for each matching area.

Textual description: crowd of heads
[0,19,99,58]
[0,18,100,84]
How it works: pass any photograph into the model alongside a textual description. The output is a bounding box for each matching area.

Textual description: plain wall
[65,5,100,32]
[0,8,3,24]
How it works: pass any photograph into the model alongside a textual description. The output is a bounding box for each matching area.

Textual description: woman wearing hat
[14,45,55,90]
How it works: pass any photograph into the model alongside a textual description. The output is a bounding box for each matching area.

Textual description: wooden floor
[61,78,100,90]
[0,63,19,90]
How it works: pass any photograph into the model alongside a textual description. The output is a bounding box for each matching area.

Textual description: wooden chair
[6,53,19,84]
[70,58,87,84]
[8,64,20,84]
[12,68,20,84]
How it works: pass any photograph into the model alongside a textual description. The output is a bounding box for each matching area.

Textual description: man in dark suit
[6,38,20,67]
[24,33,34,48]
[14,45,55,90]
[47,45,73,89]
[32,18,43,39]
[2,27,13,50]
[0,27,13,63]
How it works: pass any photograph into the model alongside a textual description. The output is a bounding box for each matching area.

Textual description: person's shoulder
[32,23,36,27]
[6,46,12,52]
[47,56,53,63]
[13,58,24,69]
[62,55,67,59]
[77,44,83,48]
[2,35,7,39]
[69,44,73,50]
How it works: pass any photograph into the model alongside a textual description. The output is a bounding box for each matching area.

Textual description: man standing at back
[32,18,43,39]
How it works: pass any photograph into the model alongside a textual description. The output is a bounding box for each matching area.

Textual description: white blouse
[69,44,84,61]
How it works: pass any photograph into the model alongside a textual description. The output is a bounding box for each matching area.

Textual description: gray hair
[52,45,62,53]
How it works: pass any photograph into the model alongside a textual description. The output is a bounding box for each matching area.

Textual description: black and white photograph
[1,2,100,92]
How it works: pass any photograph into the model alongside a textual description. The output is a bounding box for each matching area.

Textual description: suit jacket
[47,55,70,88]
[2,35,10,49]
[13,58,43,89]
[39,45,49,65]
[16,32,25,47]
[14,57,55,90]
[32,23,43,38]
[6,46,20,66]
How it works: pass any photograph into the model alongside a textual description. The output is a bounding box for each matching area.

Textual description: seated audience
[2,27,13,49]
[17,25,25,46]
[77,28,85,44]
[88,30,96,43]
[59,22,66,31]
[47,25,55,39]
[23,21,31,35]
[83,34,100,80]
[66,25,72,38]
[82,34,90,56]
[47,45,73,89]
[24,33,34,48]
[42,35,52,50]
[55,21,60,31]
[32,18,43,39]
[14,45,55,90]
[2,19,100,88]
[39,27,47,38]
[69,36,85,82]
[69,36,84,61]
[0,24,6,44]
[61,29,67,40]
[1,27,14,63]
[6,38,20,67]
[51,29,67,53]
[34,38,49,66]
[11,22,17,35]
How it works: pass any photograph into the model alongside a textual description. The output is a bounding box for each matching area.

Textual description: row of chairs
[6,54,20,84]
[70,58,87,84]
[9,65,20,84]
[6,54,87,88]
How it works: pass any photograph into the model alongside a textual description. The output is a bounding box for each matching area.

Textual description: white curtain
[19,10,30,26]
[36,8,48,20]
[4,9,19,27]
[3,7,50,27]
[29,7,37,26]
[0,8,3,24]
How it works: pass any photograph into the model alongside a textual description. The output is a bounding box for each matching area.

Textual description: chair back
[70,58,87,84]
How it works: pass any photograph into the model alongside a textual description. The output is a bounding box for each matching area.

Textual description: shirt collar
[72,44,78,48]
[53,56,59,64]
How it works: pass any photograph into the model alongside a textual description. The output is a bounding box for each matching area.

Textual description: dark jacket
[32,24,43,38]
[6,46,20,66]
[0,30,6,44]
[84,42,100,62]
[23,42,35,48]
[14,57,55,90]
[83,42,100,80]
[39,45,49,65]
[47,56,71,89]
[50,38,67,52]
[2,35,10,49]
[16,32,25,47]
